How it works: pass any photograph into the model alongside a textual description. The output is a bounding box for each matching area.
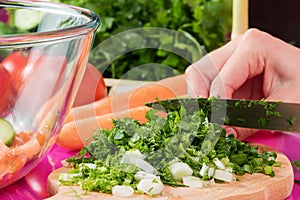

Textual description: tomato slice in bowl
[1,51,29,93]
[0,64,16,117]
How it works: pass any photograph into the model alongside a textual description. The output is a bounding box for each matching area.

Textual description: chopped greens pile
[62,106,281,197]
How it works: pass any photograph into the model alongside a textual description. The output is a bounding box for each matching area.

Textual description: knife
[145,98,300,132]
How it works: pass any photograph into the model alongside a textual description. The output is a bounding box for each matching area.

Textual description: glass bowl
[0,0,99,188]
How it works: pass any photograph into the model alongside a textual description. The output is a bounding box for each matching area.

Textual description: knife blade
[145,98,300,132]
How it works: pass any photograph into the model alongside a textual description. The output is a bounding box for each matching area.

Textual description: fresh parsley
[63,106,280,195]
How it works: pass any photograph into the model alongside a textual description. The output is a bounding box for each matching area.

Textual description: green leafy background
[6,0,233,80]
[58,0,232,80]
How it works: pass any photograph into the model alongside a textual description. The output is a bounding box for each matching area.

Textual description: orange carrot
[11,134,41,160]
[0,138,27,180]
[1,154,27,174]
[0,153,27,180]
[0,140,10,160]
[64,74,186,124]
[56,106,164,150]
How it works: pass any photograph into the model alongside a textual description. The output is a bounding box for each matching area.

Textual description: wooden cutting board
[46,144,294,200]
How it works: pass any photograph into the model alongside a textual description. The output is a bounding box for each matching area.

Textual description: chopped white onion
[224,167,233,173]
[79,163,97,171]
[121,149,145,160]
[137,177,164,196]
[169,162,193,181]
[112,185,134,197]
[58,173,81,182]
[213,158,225,169]
[121,152,156,174]
[182,176,203,188]
[208,167,215,178]
[134,171,157,181]
[199,163,209,177]
[213,169,234,182]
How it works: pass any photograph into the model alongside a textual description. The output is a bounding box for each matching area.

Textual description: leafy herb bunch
[59,0,232,80]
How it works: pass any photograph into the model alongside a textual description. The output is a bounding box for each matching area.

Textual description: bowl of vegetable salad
[0,0,99,188]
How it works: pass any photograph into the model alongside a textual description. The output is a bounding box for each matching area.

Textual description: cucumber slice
[14,9,43,30]
[0,118,15,146]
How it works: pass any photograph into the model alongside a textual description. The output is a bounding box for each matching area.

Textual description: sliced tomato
[1,50,106,108]
[2,49,68,93]
[0,64,15,116]
[1,50,106,110]
[1,51,29,93]
[72,63,107,107]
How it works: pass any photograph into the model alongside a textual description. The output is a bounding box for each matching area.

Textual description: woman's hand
[185,28,300,139]
[185,28,300,101]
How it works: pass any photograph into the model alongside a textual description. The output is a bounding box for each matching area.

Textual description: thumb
[209,31,268,98]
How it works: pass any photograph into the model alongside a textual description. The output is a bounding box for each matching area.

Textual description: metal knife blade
[145,98,300,132]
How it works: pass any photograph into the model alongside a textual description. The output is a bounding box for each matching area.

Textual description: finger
[185,36,241,97]
[223,126,258,140]
[210,29,270,98]
[185,55,220,97]
[232,74,264,99]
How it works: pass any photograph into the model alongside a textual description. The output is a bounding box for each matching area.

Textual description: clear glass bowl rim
[0,0,100,47]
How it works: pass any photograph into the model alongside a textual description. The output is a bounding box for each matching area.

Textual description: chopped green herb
[63,105,280,196]
[234,99,247,109]
[273,161,281,167]
[286,117,296,126]
[264,166,274,177]
[258,117,270,127]
[236,118,247,124]
[272,111,282,118]
[292,160,300,172]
